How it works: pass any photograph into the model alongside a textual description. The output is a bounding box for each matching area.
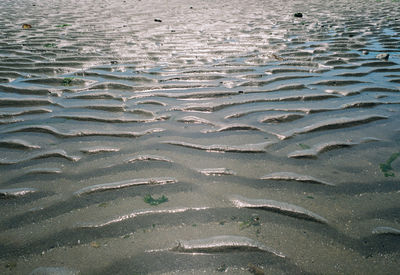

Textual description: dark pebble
[216,264,227,272]
[154,19,162,23]
[294,13,303,18]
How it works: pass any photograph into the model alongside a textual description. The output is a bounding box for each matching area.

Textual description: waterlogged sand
[1,0,400,274]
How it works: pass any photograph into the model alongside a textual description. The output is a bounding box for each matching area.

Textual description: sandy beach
[0,0,400,274]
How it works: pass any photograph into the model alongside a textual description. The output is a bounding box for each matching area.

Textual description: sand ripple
[1,0,399,274]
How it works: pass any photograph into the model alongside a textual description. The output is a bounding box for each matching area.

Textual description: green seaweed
[44,43,57,48]
[379,152,400,177]
[5,262,17,270]
[62,77,74,86]
[144,194,168,206]
[298,143,311,149]
[56,24,71,28]
[98,202,108,207]
[239,215,260,230]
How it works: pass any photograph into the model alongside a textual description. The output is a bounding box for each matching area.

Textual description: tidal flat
[0,0,400,274]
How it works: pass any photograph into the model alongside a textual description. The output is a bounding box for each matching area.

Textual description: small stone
[154,19,162,23]
[294,13,303,18]
[248,263,265,275]
[90,241,100,248]
[22,24,32,29]
[362,50,369,55]
[376,53,389,60]
[216,263,227,272]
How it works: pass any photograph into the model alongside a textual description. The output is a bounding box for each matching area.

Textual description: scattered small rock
[110,60,118,64]
[216,263,227,272]
[294,13,303,18]
[376,53,389,60]
[362,50,369,55]
[248,263,265,275]
[22,24,32,29]
[154,19,162,23]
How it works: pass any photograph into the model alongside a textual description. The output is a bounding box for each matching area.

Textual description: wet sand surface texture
[0,0,400,274]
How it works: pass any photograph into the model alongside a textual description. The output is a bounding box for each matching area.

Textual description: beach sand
[0,0,400,274]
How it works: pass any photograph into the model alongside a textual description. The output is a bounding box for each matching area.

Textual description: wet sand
[0,0,400,274]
